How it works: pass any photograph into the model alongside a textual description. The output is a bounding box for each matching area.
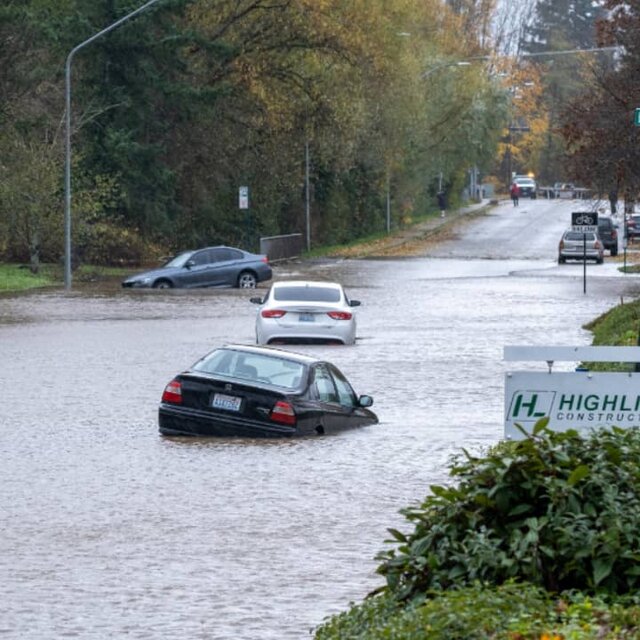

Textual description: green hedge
[377,423,640,599]
[315,424,640,638]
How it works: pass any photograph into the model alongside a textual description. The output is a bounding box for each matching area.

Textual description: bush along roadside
[314,421,640,639]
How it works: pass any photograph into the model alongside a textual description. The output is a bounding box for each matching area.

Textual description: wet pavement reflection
[3,210,640,639]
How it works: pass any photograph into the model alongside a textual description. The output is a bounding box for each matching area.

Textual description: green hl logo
[509,391,555,421]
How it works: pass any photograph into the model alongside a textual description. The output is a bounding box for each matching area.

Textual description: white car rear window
[273,286,341,302]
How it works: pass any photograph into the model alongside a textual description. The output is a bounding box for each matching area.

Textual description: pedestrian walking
[437,190,447,218]
[510,182,520,206]
[609,189,618,215]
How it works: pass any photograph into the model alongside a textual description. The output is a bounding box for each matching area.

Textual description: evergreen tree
[520,0,606,183]
[523,0,604,52]
[561,0,640,195]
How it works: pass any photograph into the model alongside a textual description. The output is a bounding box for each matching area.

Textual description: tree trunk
[29,230,40,274]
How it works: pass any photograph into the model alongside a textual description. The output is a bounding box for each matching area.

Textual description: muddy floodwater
[3,200,640,639]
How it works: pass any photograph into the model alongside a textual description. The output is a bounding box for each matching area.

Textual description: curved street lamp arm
[64,0,163,290]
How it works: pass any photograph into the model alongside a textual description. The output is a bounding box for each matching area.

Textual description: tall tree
[0,0,511,264]
[561,0,640,196]
[520,0,607,182]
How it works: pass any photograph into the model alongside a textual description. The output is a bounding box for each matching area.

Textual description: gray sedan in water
[122,245,272,289]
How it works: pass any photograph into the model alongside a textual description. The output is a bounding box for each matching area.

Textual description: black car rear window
[193,349,306,389]
[273,286,341,302]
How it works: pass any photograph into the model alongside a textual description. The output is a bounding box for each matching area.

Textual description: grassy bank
[583,296,640,371]
[0,263,130,293]
[304,203,490,259]
[0,264,59,292]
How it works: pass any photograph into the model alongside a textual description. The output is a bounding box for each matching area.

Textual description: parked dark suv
[598,217,619,256]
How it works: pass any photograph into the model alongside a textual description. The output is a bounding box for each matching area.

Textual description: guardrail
[260,233,303,263]
[538,186,593,200]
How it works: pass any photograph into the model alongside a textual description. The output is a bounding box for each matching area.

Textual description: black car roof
[218,343,322,365]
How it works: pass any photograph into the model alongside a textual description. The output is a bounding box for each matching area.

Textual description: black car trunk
[179,373,291,424]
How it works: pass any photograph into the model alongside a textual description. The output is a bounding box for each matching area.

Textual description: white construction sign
[505,372,640,439]
[504,346,640,440]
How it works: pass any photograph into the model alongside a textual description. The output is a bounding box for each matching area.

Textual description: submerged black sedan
[158,344,378,437]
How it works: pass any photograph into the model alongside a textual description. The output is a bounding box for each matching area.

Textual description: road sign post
[239,186,249,209]
[571,211,597,233]
[239,185,251,247]
[571,211,598,294]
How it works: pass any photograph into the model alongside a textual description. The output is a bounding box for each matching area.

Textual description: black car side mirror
[185,260,195,269]
[349,300,361,307]
[250,297,264,304]
[358,395,373,407]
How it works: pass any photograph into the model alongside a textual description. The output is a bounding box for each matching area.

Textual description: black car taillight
[162,380,182,404]
[270,400,296,426]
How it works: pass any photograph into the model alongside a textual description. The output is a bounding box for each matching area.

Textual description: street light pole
[64,0,163,290]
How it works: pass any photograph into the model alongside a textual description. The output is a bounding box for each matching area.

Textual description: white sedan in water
[250,281,360,345]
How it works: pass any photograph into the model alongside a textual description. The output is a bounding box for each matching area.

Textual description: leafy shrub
[76,221,164,267]
[315,582,640,639]
[376,422,640,601]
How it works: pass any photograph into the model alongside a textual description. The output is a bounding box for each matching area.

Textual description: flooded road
[2,199,640,639]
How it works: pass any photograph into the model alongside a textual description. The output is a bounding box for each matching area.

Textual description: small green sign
[635,108,640,126]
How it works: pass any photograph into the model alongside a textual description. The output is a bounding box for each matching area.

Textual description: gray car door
[199,248,243,287]
[179,249,214,287]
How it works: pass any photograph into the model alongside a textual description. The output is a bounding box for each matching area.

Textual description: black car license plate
[212,393,242,411]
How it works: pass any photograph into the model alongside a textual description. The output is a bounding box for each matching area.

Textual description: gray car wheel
[237,271,257,288]
[153,279,173,289]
